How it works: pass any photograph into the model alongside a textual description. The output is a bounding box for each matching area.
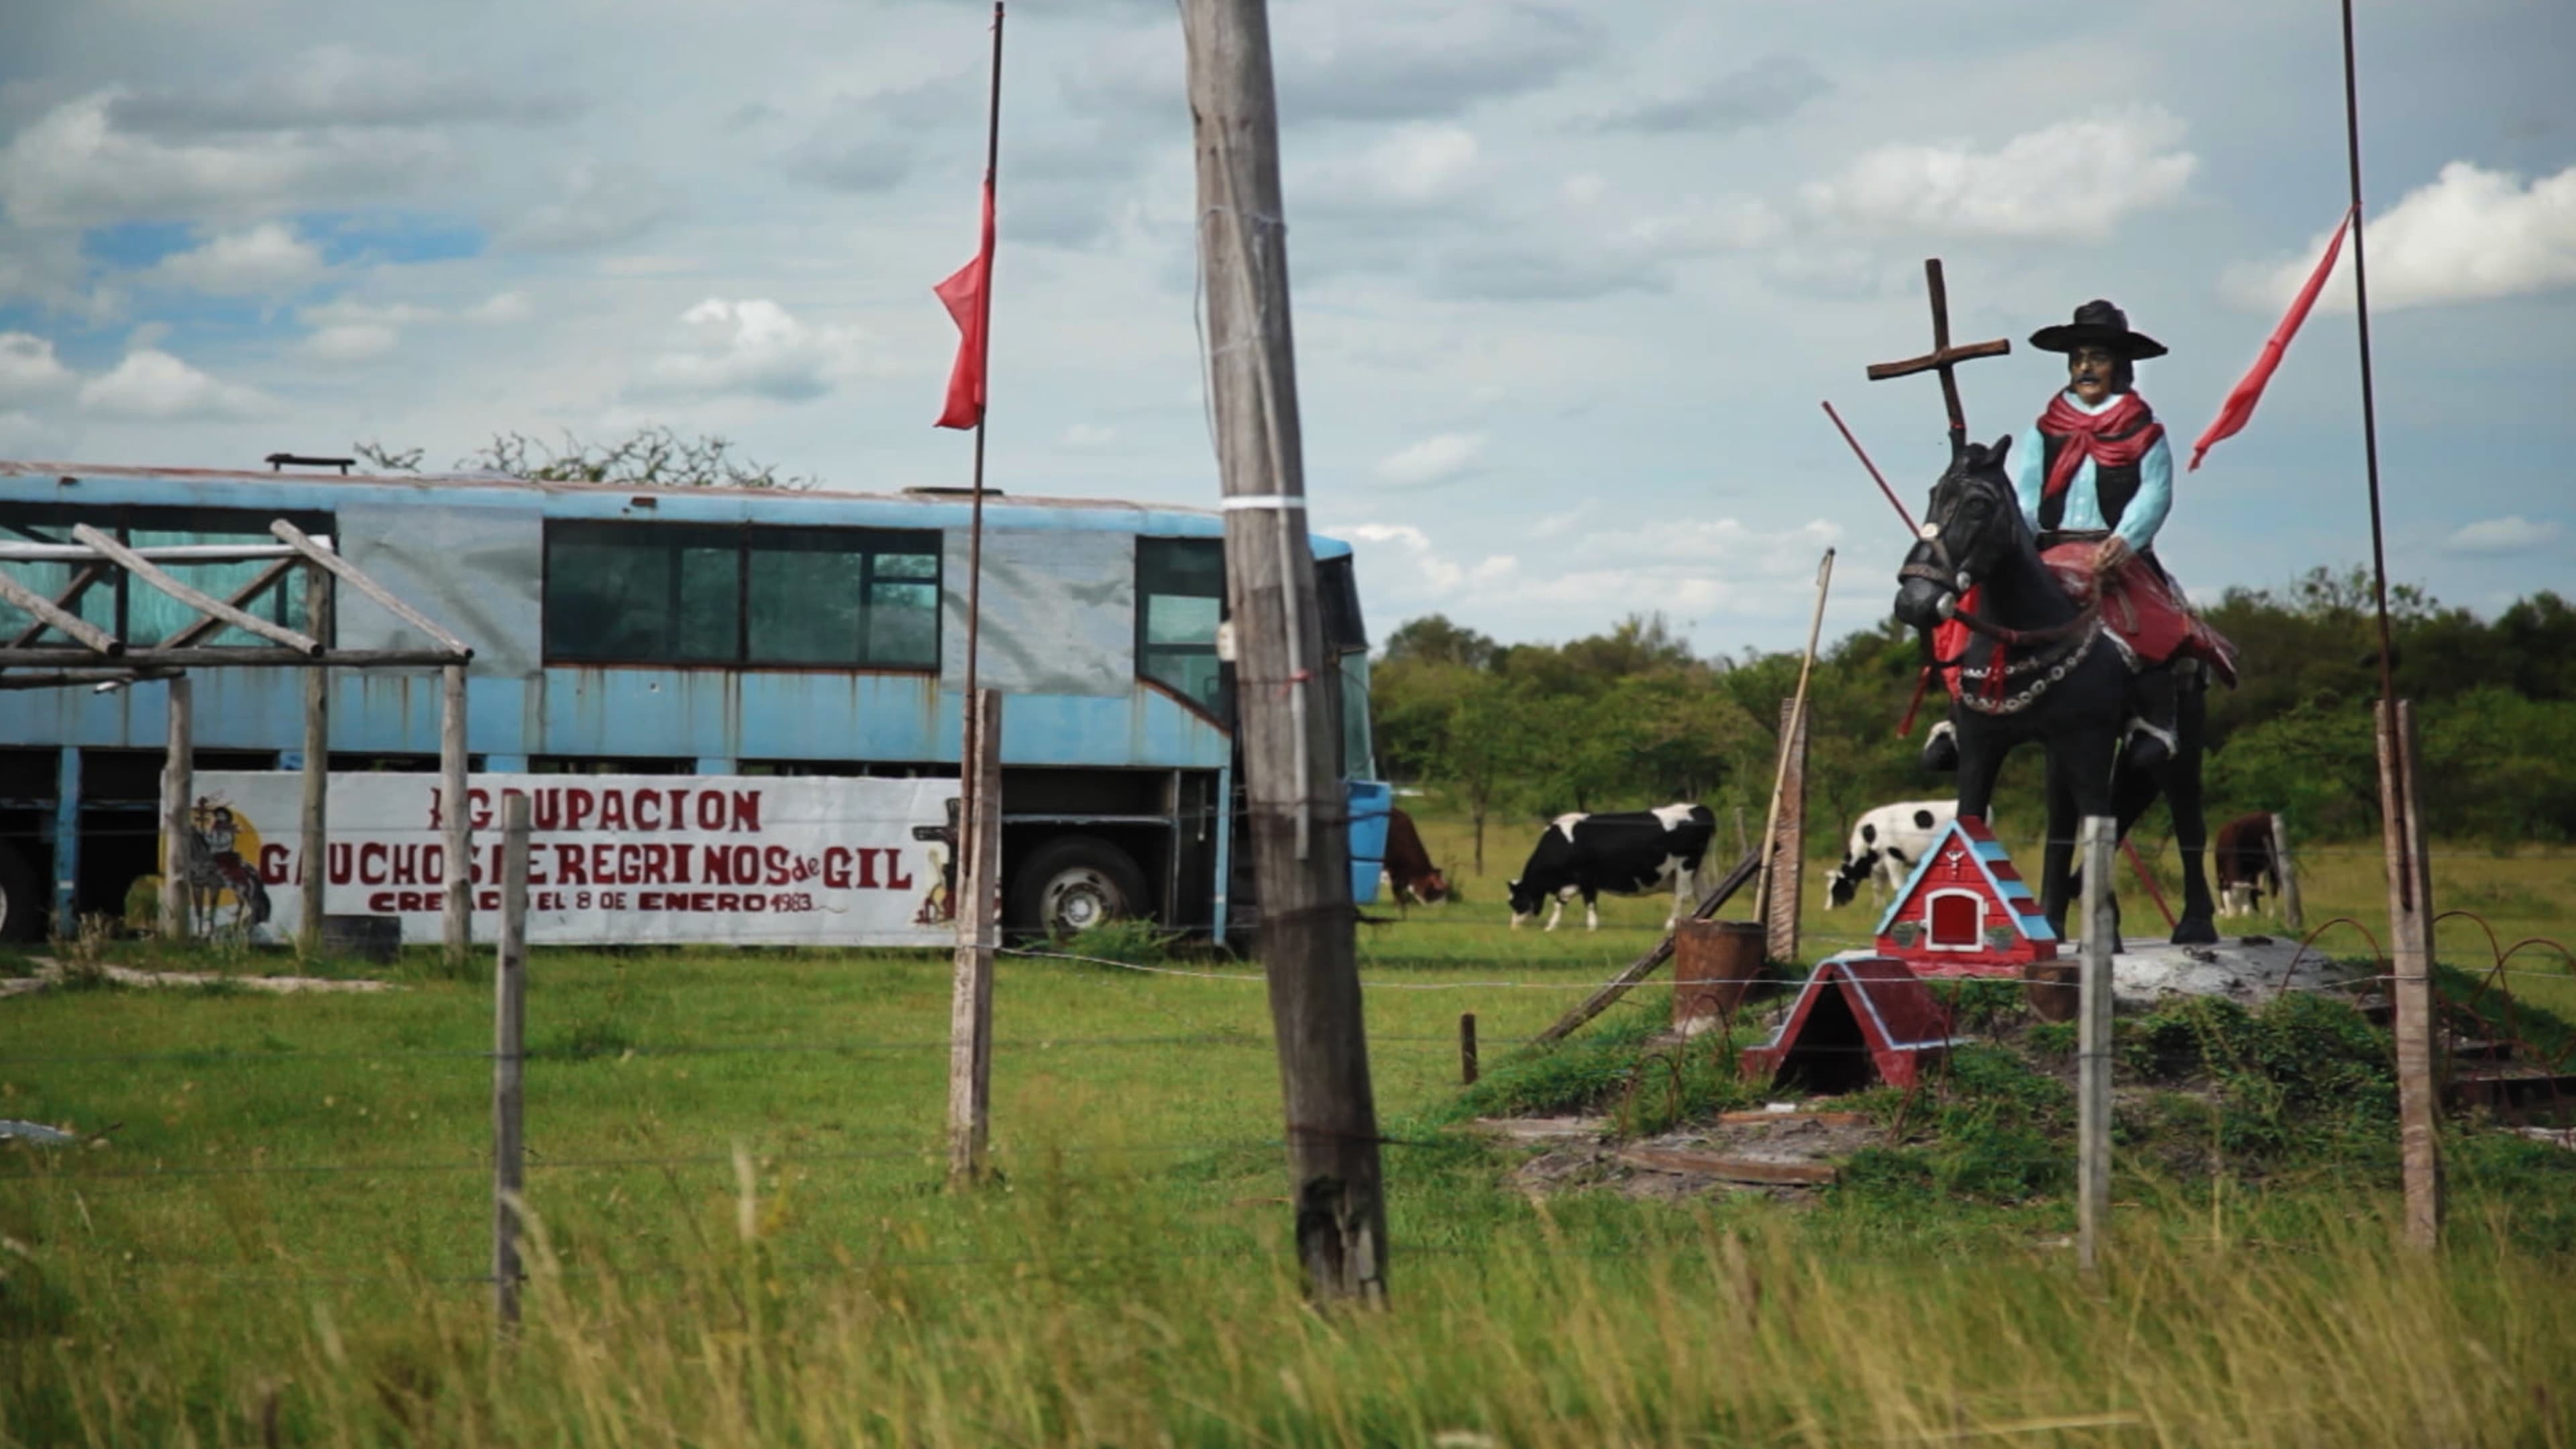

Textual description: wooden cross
[1866,258,2011,460]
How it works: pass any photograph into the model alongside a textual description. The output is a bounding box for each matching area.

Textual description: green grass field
[4,814,2575,1445]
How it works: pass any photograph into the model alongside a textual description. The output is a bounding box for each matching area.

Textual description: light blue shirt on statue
[2012,389,2174,555]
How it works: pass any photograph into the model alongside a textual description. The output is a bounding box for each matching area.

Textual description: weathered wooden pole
[947,690,1004,1185]
[1459,1012,1478,1086]
[493,792,530,1328]
[1756,549,1833,961]
[1181,0,1386,1303]
[2077,815,2116,1271]
[2378,701,2441,1246]
[299,564,331,951]
[441,663,471,965]
[160,676,193,941]
[2269,812,2304,932]
[1765,696,1811,964]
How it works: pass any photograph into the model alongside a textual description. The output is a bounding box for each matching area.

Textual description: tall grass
[11,1167,2575,1447]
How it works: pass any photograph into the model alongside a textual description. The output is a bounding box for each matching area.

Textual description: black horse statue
[1891,435,2218,947]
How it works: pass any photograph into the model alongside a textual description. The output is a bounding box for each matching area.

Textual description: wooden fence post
[2269,812,2304,933]
[160,677,193,942]
[2377,699,2441,1246]
[441,663,470,966]
[1183,0,1387,1303]
[947,690,1004,1185]
[1765,696,1811,964]
[1459,1012,1478,1086]
[299,565,331,951]
[2077,815,2116,1272]
[493,792,530,1329]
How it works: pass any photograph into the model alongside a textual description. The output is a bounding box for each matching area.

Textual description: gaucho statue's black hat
[2029,299,2167,360]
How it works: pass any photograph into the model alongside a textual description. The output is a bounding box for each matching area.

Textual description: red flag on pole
[934,177,996,430]
[2189,205,2357,471]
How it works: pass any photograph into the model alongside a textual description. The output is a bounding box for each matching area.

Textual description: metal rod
[0,647,464,668]
[2341,0,2406,909]
[268,520,474,658]
[72,524,320,655]
[957,0,1004,897]
[1821,400,1919,535]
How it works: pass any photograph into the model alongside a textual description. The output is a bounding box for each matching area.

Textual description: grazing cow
[1825,800,1964,910]
[1507,802,1715,932]
[1380,807,1450,906]
[2212,812,2279,918]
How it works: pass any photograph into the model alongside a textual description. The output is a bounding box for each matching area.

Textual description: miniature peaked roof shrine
[1738,957,1966,1092]
[1869,814,2057,975]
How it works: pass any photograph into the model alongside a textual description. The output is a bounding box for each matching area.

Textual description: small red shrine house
[1738,957,1965,1091]
[1869,815,2057,977]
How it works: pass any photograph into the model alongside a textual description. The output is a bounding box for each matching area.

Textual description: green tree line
[1371,569,2576,861]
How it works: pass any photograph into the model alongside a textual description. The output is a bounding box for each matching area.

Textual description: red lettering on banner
[885,849,914,891]
[329,842,353,885]
[557,844,588,884]
[600,790,629,830]
[634,791,661,830]
[716,892,741,911]
[732,790,761,833]
[706,847,735,885]
[823,848,849,890]
[369,891,395,912]
[468,787,492,830]
[568,788,596,830]
[856,847,881,889]
[392,845,419,886]
[745,894,767,912]
[670,843,694,883]
[479,890,501,910]
[695,793,725,831]
[260,843,290,885]
[667,788,688,833]
[360,841,390,885]
[533,788,561,830]
[425,792,443,830]
[590,843,613,885]
[733,845,760,884]
[641,843,670,884]
[617,844,643,883]
[762,845,790,885]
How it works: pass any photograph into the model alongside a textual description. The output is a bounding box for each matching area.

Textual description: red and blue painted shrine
[1738,956,1967,1090]
[1866,814,2057,976]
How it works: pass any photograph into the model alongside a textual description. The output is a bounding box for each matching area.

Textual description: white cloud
[108,46,576,134]
[0,410,70,457]
[301,324,399,362]
[0,91,439,227]
[1360,127,1481,203]
[2444,515,2563,556]
[2224,162,2576,313]
[634,298,873,403]
[498,161,676,252]
[0,333,76,405]
[1802,107,2197,241]
[1373,432,1486,487]
[1342,522,1519,595]
[1061,423,1119,449]
[78,350,278,421]
[464,291,533,325]
[145,223,325,294]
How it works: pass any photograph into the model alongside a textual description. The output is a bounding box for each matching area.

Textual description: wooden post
[2377,700,2441,1246]
[2077,815,2116,1271]
[299,564,331,951]
[1534,849,1760,1045]
[1755,550,1833,958]
[493,792,530,1328]
[160,677,195,941]
[2269,812,2304,932]
[1183,0,1386,1303]
[1765,697,1811,964]
[441,663,470,965]
[1864,259,2013,461]
[1459,1012,1478,1086]
[947,690,1004,1185]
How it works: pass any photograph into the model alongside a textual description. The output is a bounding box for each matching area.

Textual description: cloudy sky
[2,0,2569,656]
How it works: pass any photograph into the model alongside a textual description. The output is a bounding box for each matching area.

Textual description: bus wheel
[0,841,41,943]
[1009,836,1147,938]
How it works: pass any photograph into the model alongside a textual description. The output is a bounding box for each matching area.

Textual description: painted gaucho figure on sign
[1923,299,2233,773]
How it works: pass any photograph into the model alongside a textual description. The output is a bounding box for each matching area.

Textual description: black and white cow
[1507,803,1716,931]
[1825,800,1964,910]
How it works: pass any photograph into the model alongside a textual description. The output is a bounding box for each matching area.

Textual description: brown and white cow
[2212,812,2280,918]
[1381,806,1450,906]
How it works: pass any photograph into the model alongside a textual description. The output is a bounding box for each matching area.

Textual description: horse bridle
[1902,472,2099,651]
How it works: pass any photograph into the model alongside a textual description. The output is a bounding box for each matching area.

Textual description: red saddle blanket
[1936,543,2237,699]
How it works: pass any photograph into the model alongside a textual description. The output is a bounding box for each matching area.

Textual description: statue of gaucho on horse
[1890,299,2237,947]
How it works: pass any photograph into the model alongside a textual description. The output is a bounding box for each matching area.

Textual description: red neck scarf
[2039,391,2163,502]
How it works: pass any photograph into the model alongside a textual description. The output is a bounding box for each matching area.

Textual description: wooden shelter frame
[0,519,478,960]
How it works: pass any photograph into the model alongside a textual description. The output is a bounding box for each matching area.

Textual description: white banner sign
[179,772,961,947]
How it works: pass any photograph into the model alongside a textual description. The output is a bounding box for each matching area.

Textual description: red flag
[934,177,996,430]
[2189,205,2356,471]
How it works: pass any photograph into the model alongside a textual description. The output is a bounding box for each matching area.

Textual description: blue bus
[0,460,1391,943]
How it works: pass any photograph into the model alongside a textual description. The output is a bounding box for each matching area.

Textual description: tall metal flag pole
[2341,0,2440,1247]
[961,1,1005,860]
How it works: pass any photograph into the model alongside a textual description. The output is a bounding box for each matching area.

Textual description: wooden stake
[1183,0,1386,1303]
[2269,812,2304,933]
[1765,697,1811,965]
[2378,699,2441,1246]
[1533,849,1760,1046]
[299,565,330,951]
[160,677,193,942]
[493,792,530,1328]
[441,663,470,966]
[947,690,1004,1185]
[2077,814,2116,1272]
[1755,549,1833,955]
[1459,1012,1478,1086]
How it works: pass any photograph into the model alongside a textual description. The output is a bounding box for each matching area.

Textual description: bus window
[1339,649,1376,782]
[129,525,311,645]
[744,528,940,668]
[545,521,740,664]
[1136,537,1227,717]
[0,505,325,647]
